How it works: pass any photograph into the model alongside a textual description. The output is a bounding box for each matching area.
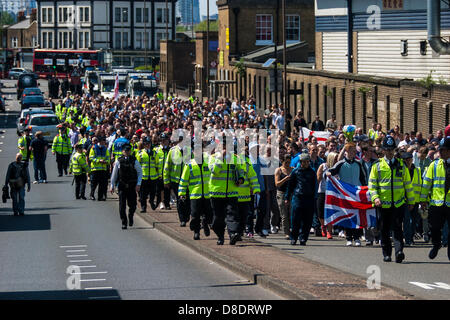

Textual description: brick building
[159,39,195,95]
[194,31,218,99]
[6,9,38,68]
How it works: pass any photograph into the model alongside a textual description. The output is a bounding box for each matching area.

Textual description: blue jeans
[33,157,47,181]
[11,187,25,215]
[404,204,419,244]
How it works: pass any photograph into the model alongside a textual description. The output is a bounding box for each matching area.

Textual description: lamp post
[165,0,169,41]
[282,0,287,108]
[206,0,209,97]
[144,0,147,67]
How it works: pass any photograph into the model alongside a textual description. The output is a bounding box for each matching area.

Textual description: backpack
[118,155,138,188]
[9,162,27,189]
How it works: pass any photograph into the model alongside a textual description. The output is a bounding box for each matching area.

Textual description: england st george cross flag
[325,176,377,229]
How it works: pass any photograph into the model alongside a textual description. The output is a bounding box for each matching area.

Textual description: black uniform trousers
[140,179,161,210]
[170,182,190,223]
[90,170,108,200]
[190,197,212,233]
[211,197,240,240]
[237,201,253,236]
[378,205,405,257]
[56,153,70,176]
[428,205,450,248]
[290,195,315,242]
[118,184,137,225]
[74,173,87,199]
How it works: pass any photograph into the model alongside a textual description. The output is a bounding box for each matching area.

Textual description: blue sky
[199,0,218,17]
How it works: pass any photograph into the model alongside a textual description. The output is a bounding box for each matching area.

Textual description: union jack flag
[325,176,377,229]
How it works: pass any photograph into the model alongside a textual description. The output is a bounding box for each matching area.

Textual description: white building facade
[315,0,450,81]
[36,0,176,66]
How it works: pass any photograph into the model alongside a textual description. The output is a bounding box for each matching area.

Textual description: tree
[194,20,218,32]
[0,11,14,26]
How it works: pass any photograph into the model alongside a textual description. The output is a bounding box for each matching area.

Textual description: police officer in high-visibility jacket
[368,136,415,263]
[89,136,110,201]
[18,128,33,163]
[155,134,171,209]
[208,139,245,245]
[420,137,450,260]
[236,149,261,241]
[401,151,423,246]
[164,139,191,226]
[136,138,161,212]
[52,126,72,176]
[179,152,212,240]
[69,143,90,200]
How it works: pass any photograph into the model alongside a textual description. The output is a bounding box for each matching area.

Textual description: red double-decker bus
[33,49,100,78]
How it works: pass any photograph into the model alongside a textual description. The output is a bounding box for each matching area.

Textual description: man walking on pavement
[30,131,48,184]
[4,153,31,216]
[69,143,90,200]
[52,125,72,176]
[110,144,143,230]
[420,137,450,260]
[369,136,415,263]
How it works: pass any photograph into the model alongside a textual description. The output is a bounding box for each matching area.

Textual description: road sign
[263,58,276,68]
[210,61,217,68]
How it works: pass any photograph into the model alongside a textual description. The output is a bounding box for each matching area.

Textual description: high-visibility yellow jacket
[89,145,110,171]
[155,145,169,179]
[410,166,422,204]
[70,151,90,175]
[136,149,159,181]
[368,158,415,208]
[178,154,211,199]
[208,152,245,198]
[163,146,186,185]
[420,159,450,207]
[52,135,71,155]
[55,104,63,120]
[18,136,33,160]
[237,155,261,202]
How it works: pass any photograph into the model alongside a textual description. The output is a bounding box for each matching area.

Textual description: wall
[221,61,450,135]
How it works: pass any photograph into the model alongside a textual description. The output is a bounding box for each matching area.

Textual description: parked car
[0,95,5,112]
[17,108,54,133]
[17,73,38,100]
[21,95,46,110]
[27,113,60,143]
[20,87,43,103]
[8,68,33,80]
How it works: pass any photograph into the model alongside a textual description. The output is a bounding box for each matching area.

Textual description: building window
[123,32,128,48]
[79,7,90,23]
[32,36,38,47]
[58,6,73,23]
[156,32,166,49]
[43,32,48,48]
[144,8,149,23]
[11,37,18,48]
[136,32,142,49]
[58,31,72,49]
[115,32,121,49]
[256,15,273,45]
[144,32,149,49]
[115,8,121,22]
[41,7,53,24]
[136,7,142,23]
[48,32,53,48]
[286,15,300,42]
[157,8,169,23]
[123,8,128,23]
[79,32,84,49]
[85,32,90,48]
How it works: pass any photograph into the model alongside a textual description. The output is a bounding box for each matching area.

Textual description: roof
[242,41,308,61]
[8,18,32,30]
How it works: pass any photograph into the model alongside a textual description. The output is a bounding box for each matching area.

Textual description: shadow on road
[0,214,51,232]
[0,289,121,300]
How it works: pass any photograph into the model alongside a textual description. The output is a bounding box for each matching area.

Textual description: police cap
[382,136,396,150]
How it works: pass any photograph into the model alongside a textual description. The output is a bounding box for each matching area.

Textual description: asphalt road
[0,79,281,300]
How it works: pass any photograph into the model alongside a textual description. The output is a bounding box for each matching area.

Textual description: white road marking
[67,254,88,258]
[88,296,119,299]
[76,266,97,268]
[84,287,113,290]
[69,260,92,263]
[66,250,86,252]
[72,272,107,275]
[60,245,87,248]
[79,279,106,282]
